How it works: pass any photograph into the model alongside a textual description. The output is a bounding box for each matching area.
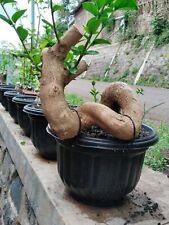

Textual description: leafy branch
[0,1,41,72]
[90,80,100,102]
[49,0,61,43]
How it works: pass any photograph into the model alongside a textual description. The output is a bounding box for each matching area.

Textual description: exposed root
[40,24,143,141]
[77,82,143,140]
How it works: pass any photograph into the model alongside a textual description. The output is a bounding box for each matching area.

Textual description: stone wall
[0,136,39,225]
[82,41,169,87]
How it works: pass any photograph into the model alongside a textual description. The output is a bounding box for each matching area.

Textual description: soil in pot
[47,124,158,206]
[12,95,36,137]
[0,84,15,110]
[4,90,19,123]
[23,104,57,160]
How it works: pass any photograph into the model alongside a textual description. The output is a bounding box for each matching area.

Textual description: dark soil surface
[81,125,149,140]
[76,189,167,225]
[124,190,166,224]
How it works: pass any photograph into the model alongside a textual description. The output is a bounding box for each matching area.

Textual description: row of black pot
[0,84,57,160]
[0,84,159,206]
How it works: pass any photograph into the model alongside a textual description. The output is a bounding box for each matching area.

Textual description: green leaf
[52,4,64,12]
[113,0,138,10]
[65,52,74,61]
[92,38,111,45]
[82,2,98,16]
[69,67,77,75]
[86,17,100,34]
[0,0,16,5]
[32,54,41,65]
[41,39,49,49]
[16,26,28,42]
[86,50,99,55]
[0,14,12,25]
[104,7,114,13]
[71,45,85,55]
[12,9,27,23]
[42,19,53,28]
[100,16,109,26]
[96,0,106,9]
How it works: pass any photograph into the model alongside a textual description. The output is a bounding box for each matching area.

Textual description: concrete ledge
[0,105,169,225]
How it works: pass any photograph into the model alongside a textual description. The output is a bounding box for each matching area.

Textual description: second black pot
[4,90,19,123]
[23,104,57,160]
[12,95,36,137]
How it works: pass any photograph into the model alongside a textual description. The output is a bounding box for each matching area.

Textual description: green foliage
[118,10,138,43]
[136,87,144,95]
[155,29,169,47]
[86,17,101,34]
[12,9,27,23]
[52,4,64,12]
[113,0,138,10]
[0,50,10,81]
[63,0,138,74]
[144,122,169,172]
[137,74,169,89]
[83,2,98,16]
[65,93,84,106]
[0,0,16,5]
[151,16,169,36]
[105,14,115,32]
[42,19,53,28]
[131,67,138,75]
[90,80,100,102]
[0,0,138,88]
[152,16,169,47]
[16,26,29,42]
[92,38,111,45]
[0,14,12,25]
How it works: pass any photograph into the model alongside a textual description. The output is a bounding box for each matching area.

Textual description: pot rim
[47,124,158,151]
[12,95,36,105]
[4,90,19,98]
[0,84,15,88]
[0,86,15,91]
[23,103,44,116]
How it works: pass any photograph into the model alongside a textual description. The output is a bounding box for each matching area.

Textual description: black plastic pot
[47,124,158,206]
[23,104,57,160]
[12,95,36,137]
[4,90,19,123]
[0,84,15,110]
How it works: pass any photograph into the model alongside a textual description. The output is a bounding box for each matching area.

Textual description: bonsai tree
[0,0,143,140]
[39,0,143,141]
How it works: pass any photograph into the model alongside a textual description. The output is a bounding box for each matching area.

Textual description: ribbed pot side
[47,124,158,206]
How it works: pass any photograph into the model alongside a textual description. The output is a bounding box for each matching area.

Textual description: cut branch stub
[40,24,143,141]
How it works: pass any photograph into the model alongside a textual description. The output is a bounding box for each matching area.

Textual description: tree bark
[40,24,143,140]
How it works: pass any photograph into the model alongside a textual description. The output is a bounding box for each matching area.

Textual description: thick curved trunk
[40,25,143,140]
